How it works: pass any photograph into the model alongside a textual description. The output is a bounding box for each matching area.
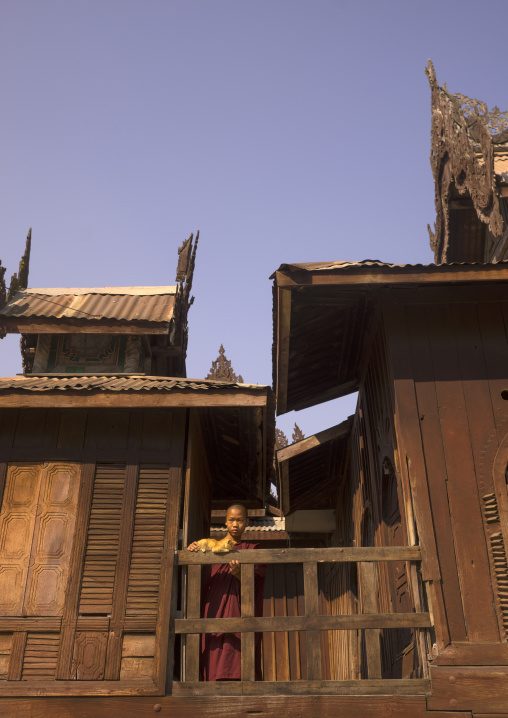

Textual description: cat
[196,537,236,553]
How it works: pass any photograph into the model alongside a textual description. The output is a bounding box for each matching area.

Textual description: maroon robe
[200,541,266,681]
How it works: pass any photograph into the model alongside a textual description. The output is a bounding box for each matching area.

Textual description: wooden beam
[276,288,291,415]
[1,320,170,335]
[0,617,62,632]
[172,679,431,696]
[0,391,269,409]
[428,665,508,712]
[174,613,431,633]
[274,265,508,289]
[277,420,351,462]
[360,562,382,679]
[241,564,256,682]
[432,642,508,665]
[177,546,422,565]
[0,692,440,716]
[303,562,321,680]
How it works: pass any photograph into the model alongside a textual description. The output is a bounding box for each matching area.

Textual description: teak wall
[383,286,508,657]
[0,407,187,696]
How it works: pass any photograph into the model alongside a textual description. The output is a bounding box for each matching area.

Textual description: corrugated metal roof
[211,517,286,533]
[0,375,266,393]
[0,287,177,324]
[274,258,508,274]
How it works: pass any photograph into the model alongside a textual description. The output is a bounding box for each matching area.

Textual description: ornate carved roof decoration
[206,345,244,383]
[0,228,32,343]
[174,231,199,363]
[426,61,505,263]
[6,228,32,302]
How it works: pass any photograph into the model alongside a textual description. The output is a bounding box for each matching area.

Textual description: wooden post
[185,565,201,682]
[303,562,321,680]
[360,561,382,678]
[241,563,256,682]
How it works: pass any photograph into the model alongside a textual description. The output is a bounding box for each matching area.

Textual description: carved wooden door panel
[0,462,80,617]
[24,463,80,616]
[0,464,44,616]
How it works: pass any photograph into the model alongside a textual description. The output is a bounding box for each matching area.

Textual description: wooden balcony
[172,546,431,696]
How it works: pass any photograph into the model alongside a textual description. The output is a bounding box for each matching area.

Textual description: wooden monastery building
[1,62,508,716]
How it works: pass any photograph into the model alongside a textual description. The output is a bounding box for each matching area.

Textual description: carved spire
[426,61,504,263]
[7,228,32,301]
[206,345,244,383]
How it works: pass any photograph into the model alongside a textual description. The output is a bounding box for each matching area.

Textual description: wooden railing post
[241,563,256,681]
[359,561,381,678]
[303,561,321,680]
[185,564,201,681]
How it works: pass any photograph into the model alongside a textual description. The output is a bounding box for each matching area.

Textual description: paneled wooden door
[0,462,80,617]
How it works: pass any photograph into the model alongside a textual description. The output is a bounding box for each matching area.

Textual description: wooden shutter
[78,464,126,614]
[125,463,171,625]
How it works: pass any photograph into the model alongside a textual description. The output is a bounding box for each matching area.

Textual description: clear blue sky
[1,0,506,439]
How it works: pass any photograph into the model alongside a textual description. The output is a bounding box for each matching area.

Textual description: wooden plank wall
[323,326,424,680]
[0,407,186,696]
[384,287,508,656]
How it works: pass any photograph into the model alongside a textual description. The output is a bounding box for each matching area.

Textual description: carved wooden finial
[7,228,32,302]
[206,345,244,383]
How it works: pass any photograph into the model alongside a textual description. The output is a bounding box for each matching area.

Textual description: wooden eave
[0,387,271,409]
[1,317,171,335]
[273,262,508,414]
[277,418,352,514]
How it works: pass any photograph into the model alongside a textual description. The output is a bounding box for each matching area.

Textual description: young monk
[187,503,266,681]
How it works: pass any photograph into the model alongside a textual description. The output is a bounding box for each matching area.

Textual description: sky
[1,0,507,440]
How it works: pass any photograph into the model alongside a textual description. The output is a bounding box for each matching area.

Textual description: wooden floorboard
[0,693,453,718]
[170,679,431,696]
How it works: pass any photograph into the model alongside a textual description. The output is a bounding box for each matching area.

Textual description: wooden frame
[173,546,430,696]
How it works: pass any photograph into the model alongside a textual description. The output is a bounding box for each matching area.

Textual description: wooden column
[241,563,255,682]
[303,562,321,680]
[185,565,201,681]
[360,562,381,678]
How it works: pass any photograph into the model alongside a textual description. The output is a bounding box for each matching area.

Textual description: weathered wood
[0,692,449,718]
[360,562,381,679]
[7,632,27,681]
[0,679,160,697]
[56,417,97,680]
[433,642,508,665]
[274,263,508,288]
[175,613,431,633]
[241,563,255,682]
[0,617,62,632]
[405,302,468,644]
[426,303,499,642]
[185,564,201,682]
[121,635,156,657]
[104,458,139,680]
[277,422,350,462]
[172,678,431,696]
[303,562,321,681]
[0,391,268,410]
[156,410,185,693]
[177,546,421,565]
[276,288,292,415]
[428,665,508,712]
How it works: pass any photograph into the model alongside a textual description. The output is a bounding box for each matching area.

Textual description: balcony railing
[172,546,431,696]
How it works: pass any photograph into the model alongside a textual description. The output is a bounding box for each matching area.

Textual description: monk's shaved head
[226,503,248,519]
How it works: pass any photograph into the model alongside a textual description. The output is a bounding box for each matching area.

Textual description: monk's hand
[229,559,241,580]
[187,541,200,552]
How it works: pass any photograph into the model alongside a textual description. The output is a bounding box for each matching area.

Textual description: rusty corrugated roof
[0,375,265,393]
[0,287,177,325]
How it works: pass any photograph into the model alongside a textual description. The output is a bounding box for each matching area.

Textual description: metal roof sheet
[0,287,177,324]
[211,517,286,533]
[274,259,508,274]
[0,375,266,393]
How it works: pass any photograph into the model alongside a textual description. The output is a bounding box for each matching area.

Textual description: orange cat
[196,537,236,554]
